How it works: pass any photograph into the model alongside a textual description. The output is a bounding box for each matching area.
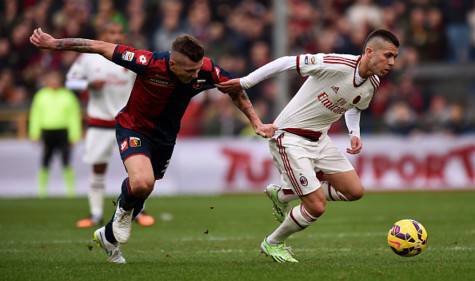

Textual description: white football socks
[267,204,318,244]
[89,172,105,222]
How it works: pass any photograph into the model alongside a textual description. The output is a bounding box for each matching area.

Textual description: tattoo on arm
[231,91,258,122]
[56,38,95,53]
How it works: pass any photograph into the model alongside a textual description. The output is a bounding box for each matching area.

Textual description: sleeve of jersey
[210,62,233,84]
[240,56,296,89]
[66,55,88,90]
[344,107,361,137]
[296,53,324,77]
[112,44,153,75]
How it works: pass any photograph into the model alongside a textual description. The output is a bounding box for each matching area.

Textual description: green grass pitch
[1,191,474,281]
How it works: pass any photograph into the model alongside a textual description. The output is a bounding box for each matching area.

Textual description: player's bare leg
[103,155,155,244]
[262,188,325,263]
[77,162,155,228]
[319,170,364,201]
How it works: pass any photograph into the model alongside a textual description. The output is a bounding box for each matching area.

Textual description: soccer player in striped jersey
[30,27,275,264]
[218,29,399,263]
[66,22,155,229]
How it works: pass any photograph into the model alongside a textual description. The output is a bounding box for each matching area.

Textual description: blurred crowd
[1,0,475,137]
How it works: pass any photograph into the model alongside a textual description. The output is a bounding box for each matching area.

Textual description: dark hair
[172,34,204,62]
[363,29,400,50]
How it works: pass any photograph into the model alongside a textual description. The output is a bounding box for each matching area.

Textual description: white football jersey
[66,53,136,120]
[274,54,379,134]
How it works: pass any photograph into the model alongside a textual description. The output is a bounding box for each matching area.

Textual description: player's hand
[30,28,57,49]
[255,123,277,138]
[89,80,106,90]
[346,135,362,154]
[215,78,243,94]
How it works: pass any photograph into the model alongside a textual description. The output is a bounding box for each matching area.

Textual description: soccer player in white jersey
[66,22,155,228]
[218,29,399,263]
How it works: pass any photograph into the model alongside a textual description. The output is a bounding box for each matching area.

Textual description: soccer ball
[387,219,428,257]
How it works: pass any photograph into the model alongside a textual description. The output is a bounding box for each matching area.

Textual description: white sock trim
[267,204,317,244]
[321,181,348,201]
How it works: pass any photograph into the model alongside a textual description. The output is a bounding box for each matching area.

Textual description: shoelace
[115,209,131,224]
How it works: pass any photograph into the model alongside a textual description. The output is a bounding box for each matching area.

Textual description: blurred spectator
[346,0,382,32]
[384,100,417,135]
[126,0,147,49]
[394,75,425,113]
[443,0,472,63]
[186,0,212,44]
[425,6,447,61]
[0,69,28,108]
[420,95,451,133]
[468,2,475,58]
[94,0,127,30]
[28,71,81,198]
[151,0,186,51]
[445,103,469,134]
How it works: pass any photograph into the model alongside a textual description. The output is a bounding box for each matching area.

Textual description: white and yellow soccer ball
[387,219,428,257]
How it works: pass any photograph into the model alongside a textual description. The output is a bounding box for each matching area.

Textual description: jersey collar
[353,56,367,88]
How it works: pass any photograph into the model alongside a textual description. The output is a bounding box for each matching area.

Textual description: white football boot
[112,204,133,243]
[93,226,126,264]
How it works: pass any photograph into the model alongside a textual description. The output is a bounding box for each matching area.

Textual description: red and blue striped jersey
[111,44,232,144]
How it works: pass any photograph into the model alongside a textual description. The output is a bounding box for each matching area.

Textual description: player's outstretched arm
[228,90,276,138]
[345,107,363,154]
[30,28,116,60]
[217,56,296,93]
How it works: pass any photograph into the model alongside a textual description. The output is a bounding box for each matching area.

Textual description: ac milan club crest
[299,175,308,186]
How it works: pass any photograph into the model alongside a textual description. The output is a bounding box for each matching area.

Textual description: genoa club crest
[129,137,141,147]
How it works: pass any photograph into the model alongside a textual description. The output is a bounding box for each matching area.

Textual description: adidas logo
[331,86,339,94]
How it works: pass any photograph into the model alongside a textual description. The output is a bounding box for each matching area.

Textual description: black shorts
[116,124,174,179]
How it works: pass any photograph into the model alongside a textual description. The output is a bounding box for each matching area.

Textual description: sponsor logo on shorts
[299,175,308,186]
[120,139,128,152]
[122,51,135,61]
[129,137,141,147]
[304,56,309,65]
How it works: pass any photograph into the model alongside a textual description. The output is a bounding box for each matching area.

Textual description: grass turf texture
[1,191,474,281]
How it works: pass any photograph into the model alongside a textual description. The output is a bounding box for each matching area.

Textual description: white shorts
[269,131,354,196]
[83,128,117,164]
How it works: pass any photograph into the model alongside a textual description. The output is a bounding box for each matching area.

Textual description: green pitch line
[0,192,474,281]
